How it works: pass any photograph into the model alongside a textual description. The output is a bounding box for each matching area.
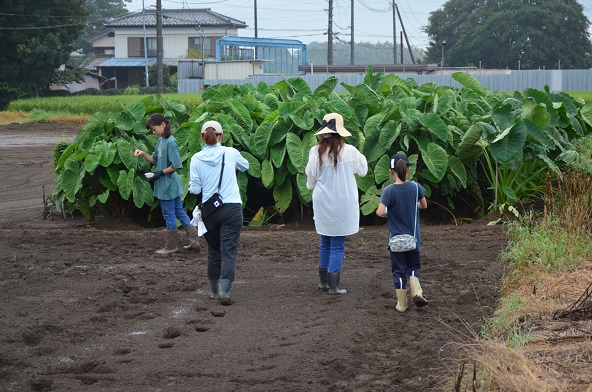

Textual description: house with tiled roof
[88,8,247,89]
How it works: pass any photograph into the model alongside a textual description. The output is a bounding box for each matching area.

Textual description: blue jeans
[160,197,191,230]
[390,251,421,289]
[319,235,346,273]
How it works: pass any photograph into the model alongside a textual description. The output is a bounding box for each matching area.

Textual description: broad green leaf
[62,161,85,203]
[457,124,485,163]
[489,119,528,164]
[356,165,375,192]
[241,151,261,178]
[279,101,306,119]
[290,111,315,130]
[296,173,312,203]
[524,119,555,150]
[448,156,467,188]
[452,72,487,96]
[420,143,448,182]
[288,77,312,96]
[132,175,154,208]
[360,185,381,216]
[374,155,391,184]
[264,93,279,111]
[97,190,110,204]
[492,104,517,135]
[273,180,293,213]
[521,98,551,130]
[361,113,387,162]
[100,141,117,167]
[84,144,102,174]
[327,93,354,119]
[261,159,274,188]
[237,171,248,206]
[270,143,286,168]
[117,169,135,200]
[117,139,136,171]
[313,76,338,98]
[581,102,592,127]
[418,112,452,142]
[225,98,253,132]
[253,121,274,158]
[285,132,310,173]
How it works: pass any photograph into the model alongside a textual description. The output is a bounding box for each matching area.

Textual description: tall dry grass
[449,169,592,391]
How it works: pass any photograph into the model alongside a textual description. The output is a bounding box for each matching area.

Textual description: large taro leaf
[270,143,286,168]
[62,161,86,203]
[285,132,316,173]
[279,101,306,119]
[261,159,274,188]
[492,104,518,135]
[313,76,338,98]
[419,143,448,182]
[452,72,487,96]
[264,93,279,111]
[489,119,527,164]
[360,185,381,216]
[84,142,103,174]
[417,112,452,143]
[522,88,559,128]
[327,93,354,119]
[117,168,135,200]
[288,77,312,96]
[521,98,551,130]
[225,98,253,132]
[341,82,380,113]
[456,124,485,163]
[237,171,248,206]
[241,151,261,178]
[117,138,137,171]
[290,110,315,131]
[361,113,387,162]
[296,173,312,204]
[374,155,391,184]
[356,165,375,192]
[116,102,146,131]
[269,119,290,145]
[252,121,274,159]
[581,102,592,127]
[524,119,555,150]
[132,175,154,208]
[273,179,293,213]
[448,155,467,188]
[161,97,187,119]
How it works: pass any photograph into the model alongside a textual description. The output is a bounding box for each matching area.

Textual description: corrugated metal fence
[180,69,592,94]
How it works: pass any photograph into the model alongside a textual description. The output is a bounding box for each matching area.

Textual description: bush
[53,141,71,170]
[101,88,123,96]
[139,86,158,95]
[72,88,100,96]
[124,86,140,95]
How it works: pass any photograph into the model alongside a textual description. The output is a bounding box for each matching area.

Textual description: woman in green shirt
[134,114,200,254]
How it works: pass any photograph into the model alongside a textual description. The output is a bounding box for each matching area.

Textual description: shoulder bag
[388,182,419,252]
[199,152,225,219]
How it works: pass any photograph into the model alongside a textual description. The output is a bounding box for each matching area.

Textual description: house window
[128,37,157,57]
[189,37,212,57]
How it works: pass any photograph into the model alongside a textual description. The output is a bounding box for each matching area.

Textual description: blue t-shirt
[151,135,184,200]
[380,181,426,252]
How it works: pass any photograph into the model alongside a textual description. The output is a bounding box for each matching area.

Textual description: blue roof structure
[216,36,306,75]
[99,57,178,67]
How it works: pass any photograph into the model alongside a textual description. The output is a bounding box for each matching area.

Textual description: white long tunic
[305,144,368,236]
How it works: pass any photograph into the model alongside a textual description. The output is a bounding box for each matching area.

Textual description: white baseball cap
[201,120,223,134]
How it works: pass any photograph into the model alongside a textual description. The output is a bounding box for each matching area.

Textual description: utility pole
[142,0,149,87]
[350,0,354,65]
[392,0,396,64]
[327,0,333,65]
[254,0,258,38]
[156,0,163,93]
[396,4,415,64]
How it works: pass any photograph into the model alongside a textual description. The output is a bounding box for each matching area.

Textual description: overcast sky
[126,0,592,49]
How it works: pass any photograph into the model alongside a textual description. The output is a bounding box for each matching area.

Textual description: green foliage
[75,0,131,54]
[53,141,71,169]
[148,63,173,88]
[51,69,592,222]
[424,0,592,70]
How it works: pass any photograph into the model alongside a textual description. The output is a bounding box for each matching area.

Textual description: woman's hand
[134,149,145,158]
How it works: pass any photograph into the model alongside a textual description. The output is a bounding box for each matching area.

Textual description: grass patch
[0,111,28,125]
[6,93,201,116]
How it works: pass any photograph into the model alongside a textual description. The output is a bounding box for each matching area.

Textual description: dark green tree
[75,0,131,53]
[423,0,592,70]
[0,0,87,108]
[148,63,172,88]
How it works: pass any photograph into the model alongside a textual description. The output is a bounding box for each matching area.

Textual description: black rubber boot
[209,279,219,300]
[219,279,232,306]
[327,272,347,295]
[318,267,329,291]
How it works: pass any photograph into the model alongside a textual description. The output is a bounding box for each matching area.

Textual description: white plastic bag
[190,206,207,236]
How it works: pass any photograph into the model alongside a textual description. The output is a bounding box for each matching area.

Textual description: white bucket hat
[201,120,223,134]
[315,112,352,137]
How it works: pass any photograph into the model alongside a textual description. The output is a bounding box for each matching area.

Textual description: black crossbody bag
[199,153,225,219]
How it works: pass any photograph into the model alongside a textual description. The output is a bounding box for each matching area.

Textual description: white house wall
[113,26,238,58]
[203,61,264,80]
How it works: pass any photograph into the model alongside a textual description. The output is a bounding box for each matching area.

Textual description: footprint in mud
[158,342,175,349]
[186,318,214,332]
[22,324,63,347]
[210,310,226,318]
[163,326,182,339]
[30,377,53,391]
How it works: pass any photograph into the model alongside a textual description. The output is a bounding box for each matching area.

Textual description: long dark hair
[394,159,408,181]
[202,128,219,146]
[317,134,345,169]
[145,113,171,138]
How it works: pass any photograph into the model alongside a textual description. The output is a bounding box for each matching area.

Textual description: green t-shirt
[151,135,184,200]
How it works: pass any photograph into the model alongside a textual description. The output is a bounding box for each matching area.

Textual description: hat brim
[315,126,352,137]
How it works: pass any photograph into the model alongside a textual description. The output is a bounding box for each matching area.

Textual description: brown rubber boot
[156,229,179,255]
[408,276,428,307]
[182,225,201,252]
[395,289,408,313]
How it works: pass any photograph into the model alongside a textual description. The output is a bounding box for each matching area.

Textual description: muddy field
[0,122,507,391]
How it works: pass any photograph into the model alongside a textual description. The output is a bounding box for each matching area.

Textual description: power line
[0,23,85,30]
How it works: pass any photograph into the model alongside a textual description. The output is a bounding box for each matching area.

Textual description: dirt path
[0,122,507,391]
